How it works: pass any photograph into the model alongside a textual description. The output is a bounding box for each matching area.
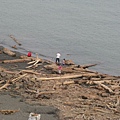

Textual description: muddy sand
[0,46,120,120]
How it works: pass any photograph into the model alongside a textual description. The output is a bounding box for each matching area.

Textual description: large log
[3,48,16,57]
[36,74,82,81]
[2,58,32,63]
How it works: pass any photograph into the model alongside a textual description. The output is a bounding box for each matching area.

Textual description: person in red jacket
[27,51,32,57]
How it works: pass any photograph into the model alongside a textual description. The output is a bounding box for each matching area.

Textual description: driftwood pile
[0,47,120,120]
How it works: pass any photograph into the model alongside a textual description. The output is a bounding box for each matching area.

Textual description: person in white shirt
[56,52,61,64]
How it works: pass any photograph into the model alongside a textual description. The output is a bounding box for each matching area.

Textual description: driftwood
[2,58,32,63]
[106,104,119,113]
[12,45,17,49]
[25,89,58,98]
[56,81,75,85]
[0,109,20,115]
[36,91,58,98]
[36,74,82,81]
[9,35,21,46]
[94,108,110,113]
[25,89,38,94]
[80,64,97,69]
[0,80,11,90]
[100,83,114,94]
[21,70,41,75]
[0,74,27,90]
[115,96,120,107]
[92,81,114,94]
[26,53,42,68]
[82,73,101,78]
[1,70,18,74]
[3,48,16,57]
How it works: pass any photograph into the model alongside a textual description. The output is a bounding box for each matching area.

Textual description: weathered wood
[115,96,120,107]
[0,81,10,90]
[2,58,31,63]
[1,70,18,74]
[3,48,16,57]
[100,83,114,94]
[21,70,41,75]
[92,81,114,94]
[26,53,42,68]
[0,74,27,90]
[27,60,36,65]
[36,91,58,98]
[9,35,21,46]
[26,60,40,68]
[0,109,20,115]
[36,74,82,81]
[106,104,119,113]
[20,55,43,62]
[56,81,75,85]
[111,85,120,90]
[82,73,101,77]
[94,108,110,113]
[80,63,97,69]
[12,45,17,49]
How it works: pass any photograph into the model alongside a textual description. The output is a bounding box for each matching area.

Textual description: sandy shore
[0,46,59,120]
[0,92,59,120]
[0,46,120,120]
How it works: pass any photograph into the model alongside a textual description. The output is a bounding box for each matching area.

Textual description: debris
[0,109,20,115]
[28,112,41,120]
[9,34,22,46]
[3,48,16,57]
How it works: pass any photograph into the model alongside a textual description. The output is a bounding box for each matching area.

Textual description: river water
[0,0,120,76]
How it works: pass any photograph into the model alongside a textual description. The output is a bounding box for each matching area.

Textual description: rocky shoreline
[0,46,120,120]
